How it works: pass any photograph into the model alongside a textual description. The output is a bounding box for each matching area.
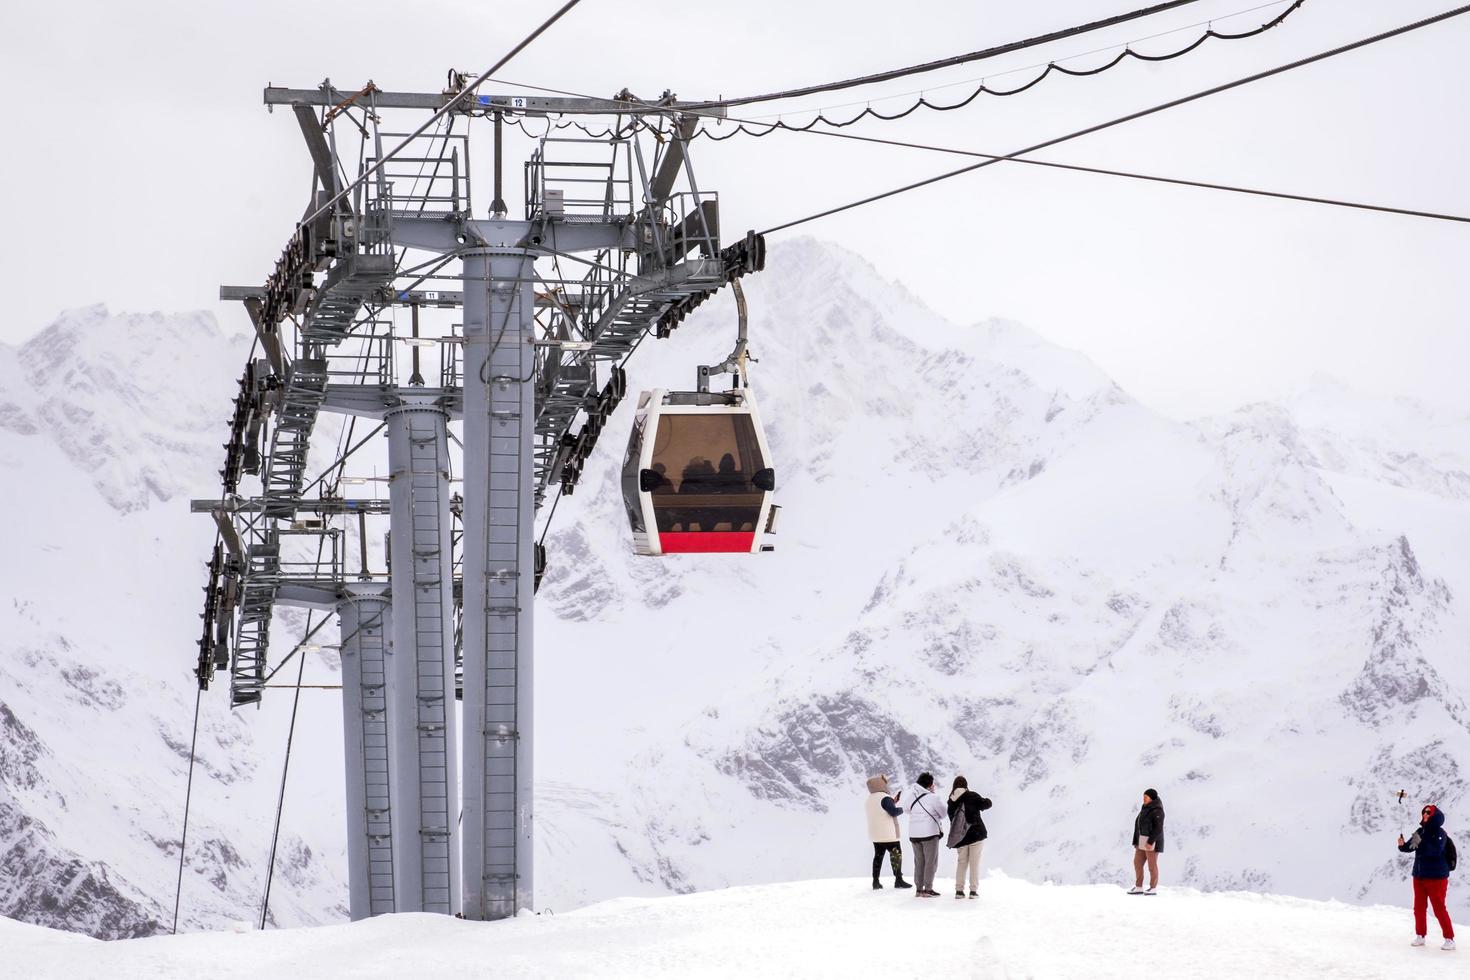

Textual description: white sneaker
[1126,886,1145,895]
[1444,939,1456,951]
[1411,936,1425,947]
[1143,887,1157,896]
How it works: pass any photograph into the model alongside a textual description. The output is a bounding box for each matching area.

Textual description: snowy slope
[2,241,1467,939]
[5,877,1463,979]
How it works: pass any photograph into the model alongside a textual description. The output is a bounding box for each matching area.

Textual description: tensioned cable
[488,0,1301,142]
[761,4,1470,235]
[258,644,308,929]
[732,0,1295,119]
[677,0,1211,109]
[170,686,202,934]
[479,22,1467,228]
[300,0,583,229]
[703,0,1306,137]
[770,125,1470,225]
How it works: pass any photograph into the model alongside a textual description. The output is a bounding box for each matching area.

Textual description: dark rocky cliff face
[0,701,165,939]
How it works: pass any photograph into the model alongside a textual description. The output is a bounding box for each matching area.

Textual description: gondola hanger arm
[697,279,753,392]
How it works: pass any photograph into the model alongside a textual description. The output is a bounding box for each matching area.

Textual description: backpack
[1448,834,1458,873]
[946,797,970,848]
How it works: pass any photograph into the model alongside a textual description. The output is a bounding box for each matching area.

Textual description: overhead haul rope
[496,0,1305,142]
[487,17,1466,228]
[768,126,1470,226]
[760,4,1470,235]
[678,0,1214,109]
[702,0,1305,138]
[298,0,582,229]
[718,0,1296,119]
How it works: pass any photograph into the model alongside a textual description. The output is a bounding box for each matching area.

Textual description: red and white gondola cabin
[621,388,777,555]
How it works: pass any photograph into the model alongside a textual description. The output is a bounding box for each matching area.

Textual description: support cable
[678,0,1213,109]
[259,644,309,930]
[299,0,583,229]
[513,0,1304,140]
[485,17,1466,229]
[760,3,1470,235]
[297,422,387,499]
[717,0,1296,121]
[170,686,203,934]
[770,125,1470,225]
[701,1,1304,137]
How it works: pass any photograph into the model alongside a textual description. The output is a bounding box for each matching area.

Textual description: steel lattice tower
[194,79,764,919]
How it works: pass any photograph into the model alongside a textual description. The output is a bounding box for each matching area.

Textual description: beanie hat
[1144,788,1159,802]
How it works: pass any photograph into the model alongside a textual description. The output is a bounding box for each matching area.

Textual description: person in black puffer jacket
[1129,789,1165,895]
[947,775,992,899]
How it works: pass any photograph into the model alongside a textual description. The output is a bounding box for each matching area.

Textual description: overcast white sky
[2,0,1466,418]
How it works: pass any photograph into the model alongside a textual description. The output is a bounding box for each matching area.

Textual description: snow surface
[2,238,1468,939]
[4,876,1461,979]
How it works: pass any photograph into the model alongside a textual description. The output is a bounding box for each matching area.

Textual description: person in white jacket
[906,772,946,898]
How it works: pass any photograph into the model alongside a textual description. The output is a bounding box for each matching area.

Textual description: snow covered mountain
[2,239,1467,940]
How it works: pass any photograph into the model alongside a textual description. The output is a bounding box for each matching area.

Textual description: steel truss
[193,78,763,921]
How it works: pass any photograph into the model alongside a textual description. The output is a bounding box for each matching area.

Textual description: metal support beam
[337,584,395,920]
[263,86,726,119]
[386,394,460,915]
[460,248,536,920]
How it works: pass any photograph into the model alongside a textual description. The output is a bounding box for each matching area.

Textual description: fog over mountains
[2,238,1466,938]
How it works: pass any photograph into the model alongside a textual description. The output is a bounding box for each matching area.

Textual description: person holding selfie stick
[1128,788,1165,895]
[1398,803,1456,950]
[865,774,912,891]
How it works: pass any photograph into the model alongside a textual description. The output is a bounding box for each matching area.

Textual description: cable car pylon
[192,76,764,923]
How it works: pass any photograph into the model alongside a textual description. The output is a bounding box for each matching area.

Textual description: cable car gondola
[620,282,778,555]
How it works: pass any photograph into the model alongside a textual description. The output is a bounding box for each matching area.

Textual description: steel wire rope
[728,0,1297,118]
[440,61,1470,235]
[699,0,1305,138]
[170,327,266,928]
[300,0,584,230]
[170,686,202,933]
[751,123,1470,226]
[679,0,1212,109]
[259,516,334,928]
[759,3,1470,235]
[258,638,309,929]
[488,0,1304,141]
[263,603,389,685]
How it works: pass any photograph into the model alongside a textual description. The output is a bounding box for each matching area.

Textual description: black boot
[894,878,913,889]
[872,879,883,890]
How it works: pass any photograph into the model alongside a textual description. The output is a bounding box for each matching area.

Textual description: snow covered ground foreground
[4,876,1458,979]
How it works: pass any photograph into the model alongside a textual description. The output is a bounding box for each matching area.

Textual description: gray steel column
[385,393,460,915]
[337,584,395,920]
[460,248,536,920]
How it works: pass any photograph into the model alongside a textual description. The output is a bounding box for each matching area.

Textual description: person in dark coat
[1128,789,1165,895]
[946,775,992,899]
[1398,803,1455,949]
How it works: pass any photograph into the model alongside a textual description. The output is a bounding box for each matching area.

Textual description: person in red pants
[1398,804,1455,950]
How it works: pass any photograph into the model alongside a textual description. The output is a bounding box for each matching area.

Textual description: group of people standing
[865,772,991,899]
[866,775,1457,953]
[866,776,1162,899]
